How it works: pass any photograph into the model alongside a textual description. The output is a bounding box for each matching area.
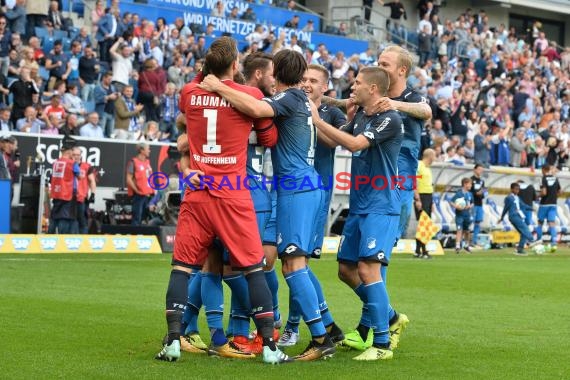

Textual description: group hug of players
[155,36,432,364]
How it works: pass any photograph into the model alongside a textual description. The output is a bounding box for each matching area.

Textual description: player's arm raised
[199,74,275,118]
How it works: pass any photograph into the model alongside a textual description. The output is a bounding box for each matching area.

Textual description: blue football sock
[365,281,390,347]
[201,272,224,331]
[210,328,227,346]
[473,223,480,245]
[264,268,281,321]
[284,267,326,338]
[549,225,557,244]
[307,266,334,327]
[183,270,202,335]
[353,283,371,328]
[381,266,396,322]
[536,222,543,241]
[223,274,251,338]
[284,290,301,333]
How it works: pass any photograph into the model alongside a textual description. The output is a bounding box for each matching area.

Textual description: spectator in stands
[47,0,67,31]
[73,27,93,50]
[9,67,38,127]
[3,0,26,36]
[228,6,240,20]
[91,0,105,27]
[78,44,99,102]
[167,54,190,90]
[241,7,256,22]
[114,84,144,140]
[80,112,104,138]
[94,72,117,138]
[510,127,527,167]
[0,107,11,131]
[110,37,133,93]
[24,0,48,39]
[16,105,47,132]
[284,15,299,29]
[193,36,207,61]
[379,0,407,43]
[302,19,315,32]
[141,120,167,142]
[211,1,225,17]
[44,93,66,124]
[160,82,178,141]
[337,22,348,36]
[285,34,303,54]
[474,121,491,167]
[63,83,87,122]
[246,24,268,51]
[44,40,70,91]
[0,16,11,78]
[59,113,80,136]
[43,113,62,134]
[96,8,118,64]
[138,58,166,122]
[362,0,381,23]
[7,48,21,79]
[172,17,192,40]
[418,24,432,67]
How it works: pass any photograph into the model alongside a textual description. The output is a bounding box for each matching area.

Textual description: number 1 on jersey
[203,109,221,154]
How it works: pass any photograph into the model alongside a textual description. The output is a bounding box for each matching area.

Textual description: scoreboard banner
[0,234,163,254]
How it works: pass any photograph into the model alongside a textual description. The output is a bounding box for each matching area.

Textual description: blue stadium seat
[35,27,49,40]
[84,100,95,113]
[42,37,55,54]
[54,29,68,40]
[39,66,50,81]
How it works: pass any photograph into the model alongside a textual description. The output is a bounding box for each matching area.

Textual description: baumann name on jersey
[189,95,234,108]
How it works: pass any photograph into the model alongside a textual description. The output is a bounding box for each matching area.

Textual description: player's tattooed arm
[321,96,348,113]
[373,97,432,120]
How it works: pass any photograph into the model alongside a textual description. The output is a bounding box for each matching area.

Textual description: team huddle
[155,36,431,364]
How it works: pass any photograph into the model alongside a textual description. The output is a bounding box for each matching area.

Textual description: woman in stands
[137,58,166,123]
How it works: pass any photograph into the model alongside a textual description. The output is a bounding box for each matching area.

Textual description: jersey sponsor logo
[363,131,374,140]
[271,92,286,101]
[192,154,237,165]
[375,117,391,133]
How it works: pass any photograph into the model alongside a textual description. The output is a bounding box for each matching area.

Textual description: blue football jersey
[264,88,319,193]
[246,130,272,212]
[393,87,428,191]
[344,108,404,214]
[314,104,347,188]
[451,190,474,216]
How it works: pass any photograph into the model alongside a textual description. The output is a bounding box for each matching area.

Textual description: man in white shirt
[80,112,104,138]
[110,37,133,93]
[285,34,303,54]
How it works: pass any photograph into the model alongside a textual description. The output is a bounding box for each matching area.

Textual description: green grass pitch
[1,250,570,379]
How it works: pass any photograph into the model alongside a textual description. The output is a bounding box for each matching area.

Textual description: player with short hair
[451,177,474,254]
[200,49,337,361]
[499,182,538,255]
[470,164,486,247]
[156,36,290,364]
[312,66,404,360]
[536,164,561,252]
[275,64,346,348]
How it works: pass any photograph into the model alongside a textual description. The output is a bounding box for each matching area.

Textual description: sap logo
[12,238,31,251]
[88,238,105,250]
[112,238,130,250]
[136,239,153,251]
[64,238,82,250]
[39,238,58,250]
